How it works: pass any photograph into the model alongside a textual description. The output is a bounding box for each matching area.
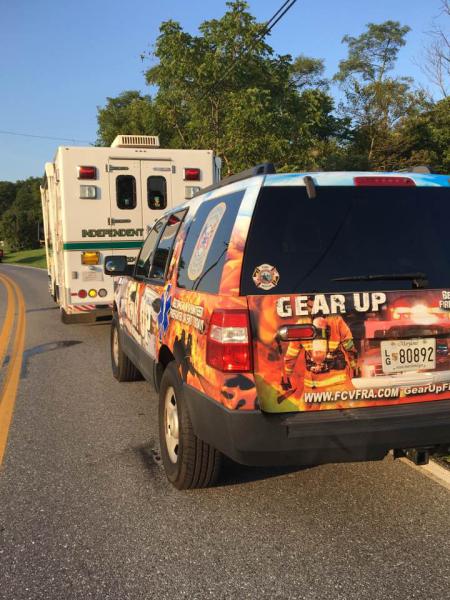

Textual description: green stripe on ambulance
[63,241,143,250]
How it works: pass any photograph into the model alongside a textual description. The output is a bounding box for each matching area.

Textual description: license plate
[81,271,103,282]
[381,338,436,374]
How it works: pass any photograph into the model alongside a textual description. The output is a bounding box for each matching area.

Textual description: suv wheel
[159,362,222,489]
[111,316,142,382]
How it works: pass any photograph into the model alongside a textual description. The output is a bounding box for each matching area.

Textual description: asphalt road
[0,264,449,600]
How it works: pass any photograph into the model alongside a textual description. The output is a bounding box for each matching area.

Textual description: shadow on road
[2,340,83,377]
[133,440,310,488]
[218,457,310,487]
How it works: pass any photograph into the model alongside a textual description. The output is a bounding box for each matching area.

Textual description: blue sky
[0,0,445,182]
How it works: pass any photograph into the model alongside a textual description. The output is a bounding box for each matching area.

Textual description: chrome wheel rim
[112,327,119,366]
[164,386,179,464]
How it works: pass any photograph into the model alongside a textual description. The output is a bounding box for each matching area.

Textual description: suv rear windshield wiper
[331,272,428,288]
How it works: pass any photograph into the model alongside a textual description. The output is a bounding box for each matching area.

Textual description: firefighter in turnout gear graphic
[280,297,358,395]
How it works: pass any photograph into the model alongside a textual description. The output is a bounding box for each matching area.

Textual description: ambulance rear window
[241,185,450,295]
[116,175,136,210]
[147,176,167,210]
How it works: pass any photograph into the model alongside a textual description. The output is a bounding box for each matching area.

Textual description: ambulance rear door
[140,159,173,234]
[108,158,145,262]
[108,158,173,260]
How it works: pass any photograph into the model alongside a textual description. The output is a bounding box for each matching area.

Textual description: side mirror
[104,255,134,277]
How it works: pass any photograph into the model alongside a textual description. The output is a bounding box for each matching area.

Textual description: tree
[96,91,162,146]
[0,181,17,216]
[145,2,295,171]
[336,21,411,83]
[422,0,450,98]
[290,55,328,91]
[98,1,340,173]
[334,21,424,169]
[383,96,450,172]
[0,178,42,251]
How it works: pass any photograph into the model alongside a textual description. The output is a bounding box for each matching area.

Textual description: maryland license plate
[381,338,436,374]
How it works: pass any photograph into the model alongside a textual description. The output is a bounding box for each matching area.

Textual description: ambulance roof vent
[111,134,160,149]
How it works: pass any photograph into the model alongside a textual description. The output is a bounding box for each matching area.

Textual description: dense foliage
[96,1,449,175]
[0,178,42,251]
[2,1,448,252]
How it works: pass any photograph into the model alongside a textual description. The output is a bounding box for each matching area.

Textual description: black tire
[52,284,60,303]
[159,361,222,490]
[111,316,142,382]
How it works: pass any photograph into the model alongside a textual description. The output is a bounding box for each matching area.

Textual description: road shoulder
[401,457,450,491]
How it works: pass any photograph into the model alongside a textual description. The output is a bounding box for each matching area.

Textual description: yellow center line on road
[0,273,26,466]
[0,275,15,370]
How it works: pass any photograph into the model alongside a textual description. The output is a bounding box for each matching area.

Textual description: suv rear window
[241,185,450,295]
[177,190,245,293]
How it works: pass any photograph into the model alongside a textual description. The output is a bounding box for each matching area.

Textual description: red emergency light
[184,168,201,181]
[354,176,415,187]
[77,166,97,180]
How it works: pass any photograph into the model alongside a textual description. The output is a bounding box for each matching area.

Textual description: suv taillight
[206,309,252,372]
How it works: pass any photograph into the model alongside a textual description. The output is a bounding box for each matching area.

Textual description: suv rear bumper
[183,384,450,466]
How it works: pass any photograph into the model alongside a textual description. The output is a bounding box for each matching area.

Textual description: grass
[1,247,47,269]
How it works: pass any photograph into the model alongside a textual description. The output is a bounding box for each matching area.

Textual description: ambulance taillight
[183,168,201,181]
[77,166,97,180]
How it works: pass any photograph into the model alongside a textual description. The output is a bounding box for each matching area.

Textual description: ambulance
[40,135,220,323]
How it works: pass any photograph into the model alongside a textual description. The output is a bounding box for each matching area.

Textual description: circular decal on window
[187,202,226,281]
[252,264,280,290]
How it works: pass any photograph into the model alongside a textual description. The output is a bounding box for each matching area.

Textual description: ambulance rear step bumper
[184,385,450,467]
[61,305,112,324]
